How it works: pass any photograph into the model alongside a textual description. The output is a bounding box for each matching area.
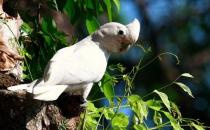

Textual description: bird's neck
[81,35,109,60]
[77,35,110,60]
[87,35,110,59]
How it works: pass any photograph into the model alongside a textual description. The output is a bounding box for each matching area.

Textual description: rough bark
[0,0,23,80]
[0,73,84,130]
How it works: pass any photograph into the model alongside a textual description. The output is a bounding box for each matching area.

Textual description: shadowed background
[113,0,210,127]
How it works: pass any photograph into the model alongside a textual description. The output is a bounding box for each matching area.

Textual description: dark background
[115,0,210,126]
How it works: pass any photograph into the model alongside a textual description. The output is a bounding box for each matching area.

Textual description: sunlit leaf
[153,111,162,125]
[112,113,129,128]
[174,82,194,98]
[85,15,100,34]
[128,95,148,123]
[133,124,147,130]
[163,111,183,130]
[146,100,162,111]
[113,0,120,12]
[85,114,98,129]
[154,90,171,112]
[87,102,98,112]
[104,0,112,21]
[100,73,116,104]
[181,73,194,78]
[191,122,204,130]
[104,108,114,120]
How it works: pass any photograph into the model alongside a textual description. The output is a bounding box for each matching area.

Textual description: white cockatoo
[8,19,140,103]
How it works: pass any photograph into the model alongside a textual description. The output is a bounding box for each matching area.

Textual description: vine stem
[138,52,180,72]
[96,107,105,129]
[142,74,182,99]
[90,96,127,103]
[81,109,87,130]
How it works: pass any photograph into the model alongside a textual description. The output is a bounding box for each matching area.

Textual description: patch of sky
[190,25,206,45]
[146,0,172,27]
[120,0,141,23]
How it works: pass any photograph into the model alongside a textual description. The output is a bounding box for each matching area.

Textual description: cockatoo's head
[92,19,140,53]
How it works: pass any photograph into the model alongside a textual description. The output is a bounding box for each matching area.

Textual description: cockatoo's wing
[8,37,108,101]
[42,37,108,85]
[33,85,69,101]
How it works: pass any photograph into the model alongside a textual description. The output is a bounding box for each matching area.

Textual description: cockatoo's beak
[126,19,140,44]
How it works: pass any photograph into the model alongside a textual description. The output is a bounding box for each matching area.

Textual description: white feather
[7,84,29,91]
[33,85,69,101]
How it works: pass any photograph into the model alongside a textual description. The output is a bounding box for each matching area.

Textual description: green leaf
[171,102,182,118]
[103,108,114,120]
[112,0,120,12]
[174,82,194,98]
[85,114,98,129]
[63,0,75,20]
[86,0,94,9]
[146,100,162,111]
[153,111,162,125]
[112,113,129,128]
[163,111,183,130]
[154,90,171,112]
[104,0,112,21]
[128,95,148,123]
[128,95,140,102]
[85,15,100,34]
[181,73,194,78]
[21,22,33,34]
[133,124,147,130]
[87,102,98,112]
[41,17,54,33]
[191,122,204,130]
[100,73,116,104]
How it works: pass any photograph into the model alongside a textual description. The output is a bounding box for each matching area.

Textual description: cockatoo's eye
[118,30,124,35]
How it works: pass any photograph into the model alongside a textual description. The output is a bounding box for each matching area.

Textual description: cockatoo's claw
[80,98,88,107]
[80,102,88,107]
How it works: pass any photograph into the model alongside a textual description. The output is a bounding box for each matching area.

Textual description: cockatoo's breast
[74,36,110,82]
[45,36,110,85]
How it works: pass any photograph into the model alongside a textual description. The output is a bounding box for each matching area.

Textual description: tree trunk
[0,73,84,130]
